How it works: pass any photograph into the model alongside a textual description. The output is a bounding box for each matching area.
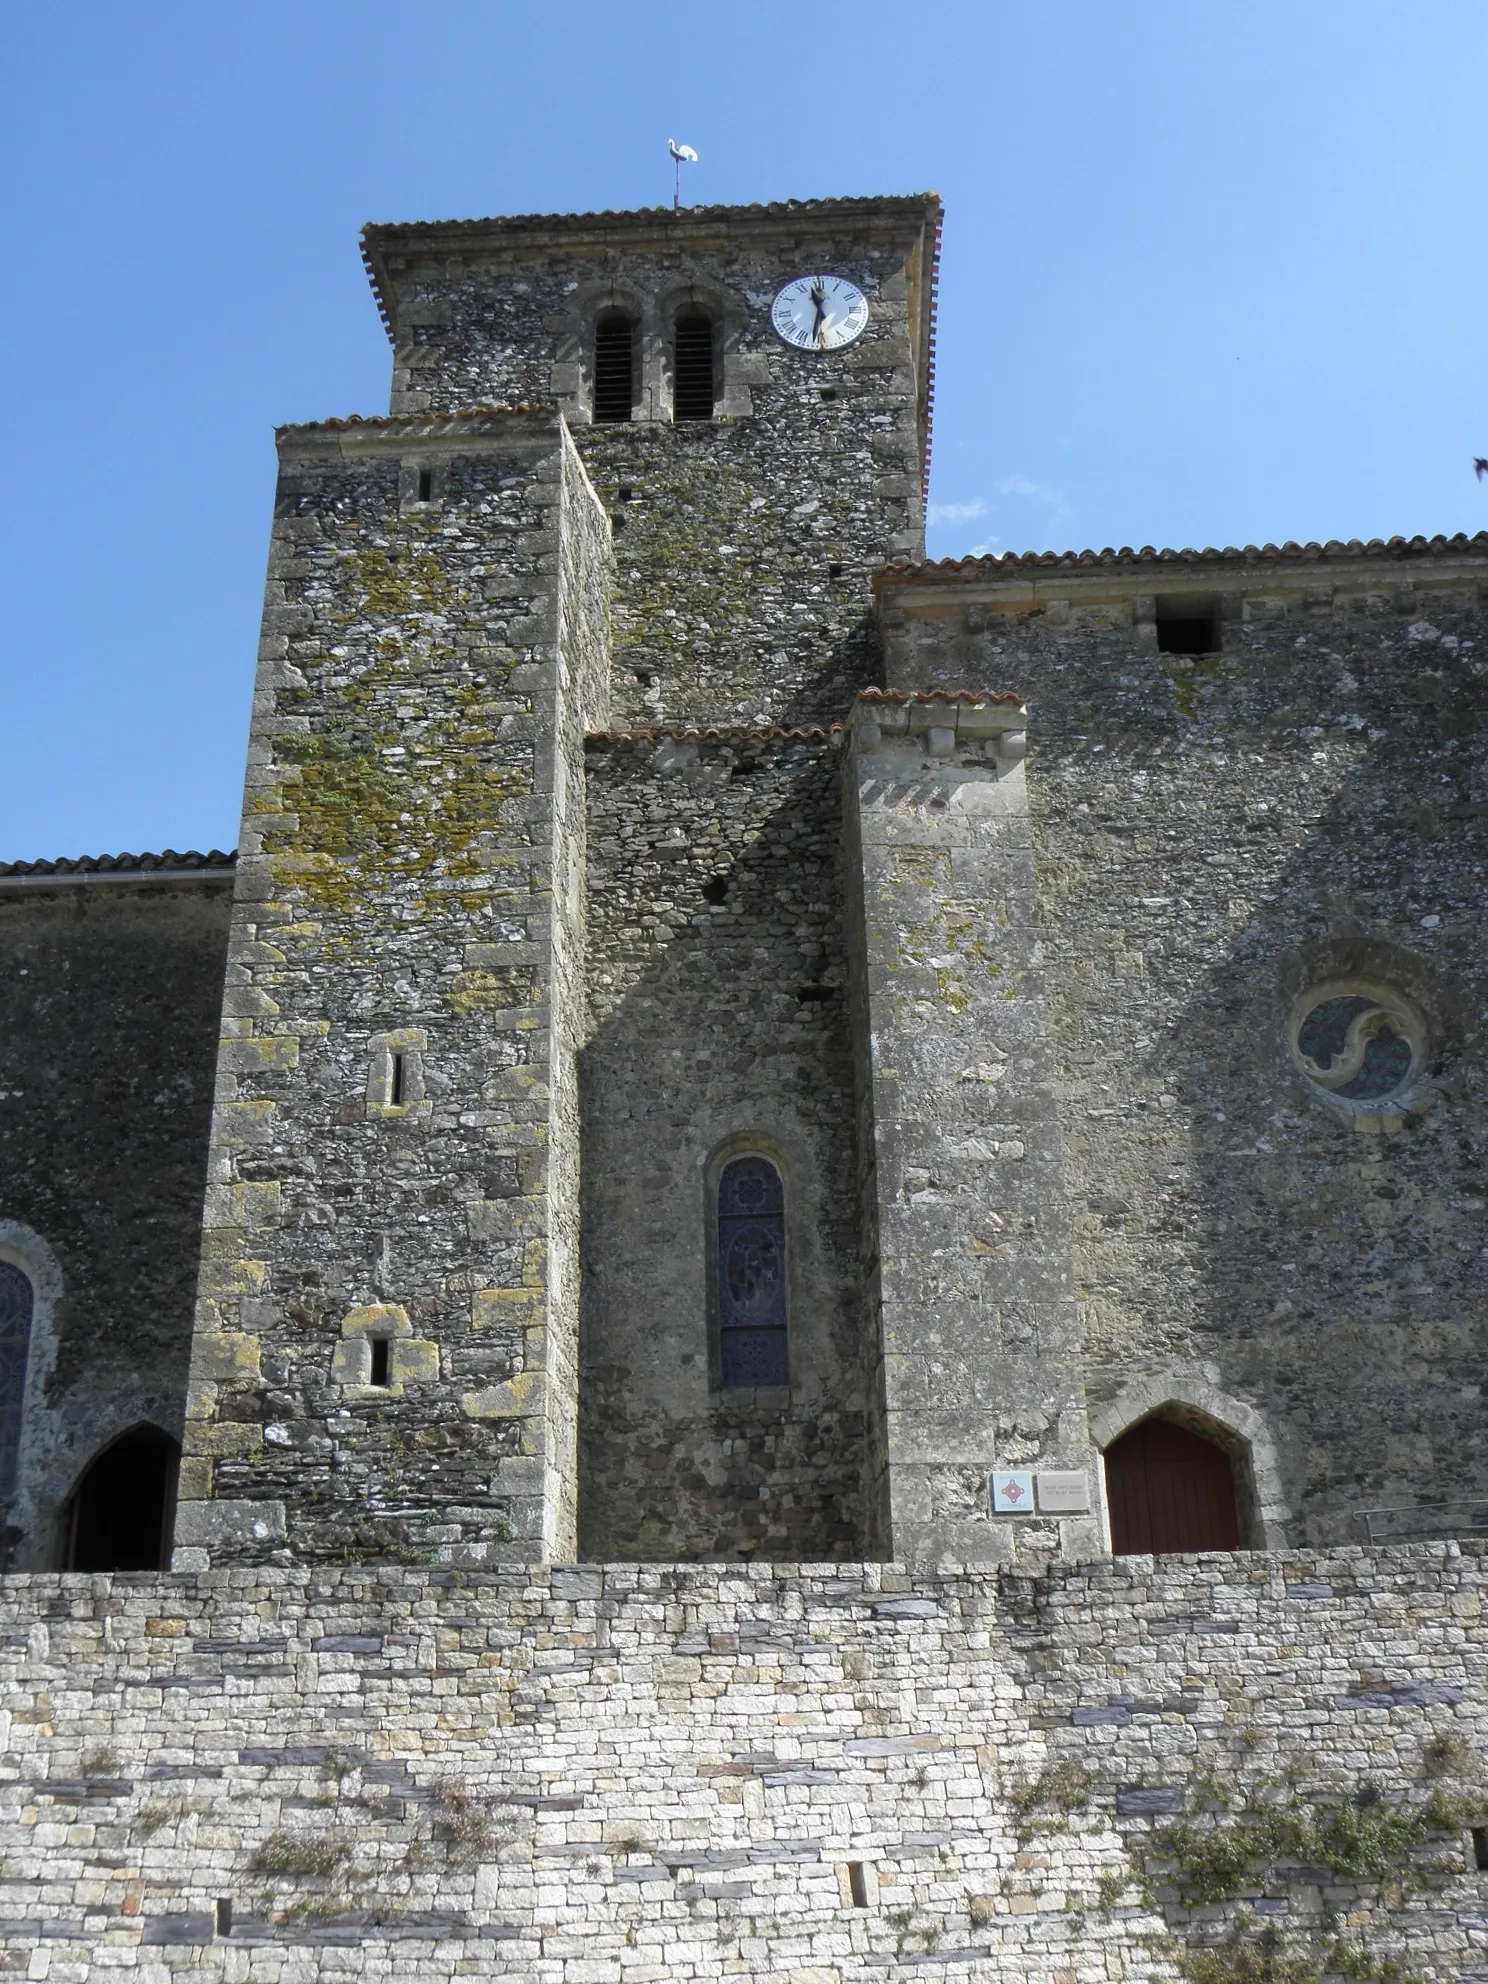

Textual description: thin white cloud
[926,498,987,525]
[996,475,1064,505]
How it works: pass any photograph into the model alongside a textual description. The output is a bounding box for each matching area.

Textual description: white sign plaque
[1037,1470,1091,1514]
[990,1469,1035,1514]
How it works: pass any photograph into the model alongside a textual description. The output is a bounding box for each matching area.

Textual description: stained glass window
[1297,994,1416,1102]
[717,1156,789,1388]
[0,1263,33,1504]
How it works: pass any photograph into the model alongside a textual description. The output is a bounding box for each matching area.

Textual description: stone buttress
[846,690,1102,1567]
[173,409,610,1569]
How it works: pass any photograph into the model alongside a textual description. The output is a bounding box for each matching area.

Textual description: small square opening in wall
[1155,598,1221,655]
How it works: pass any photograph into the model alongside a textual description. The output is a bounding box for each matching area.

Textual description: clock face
[771,274,870,352]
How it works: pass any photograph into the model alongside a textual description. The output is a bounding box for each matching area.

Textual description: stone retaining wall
[3,1546,1487,1981]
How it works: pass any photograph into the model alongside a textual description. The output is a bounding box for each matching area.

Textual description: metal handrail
[1356,1501,1488,1546]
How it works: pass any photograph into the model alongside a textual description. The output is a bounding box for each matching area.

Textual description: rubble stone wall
[174,412,611,1571]
[365,202,938,731]
[579,730,871,1561]
[2,1547,1487,1982]
[0,876,232,1567]
[881,543,1488,1543]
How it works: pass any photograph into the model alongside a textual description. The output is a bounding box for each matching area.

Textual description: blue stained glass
[718,1156,789,1388]
[1298,995,1416,1102]
[0,1264,33,1504]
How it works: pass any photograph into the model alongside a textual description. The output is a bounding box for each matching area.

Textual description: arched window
[716,1155,789,1388]
[672,308,716,420]
[0,1263,34,1512]
[63,1425,180,1572]
[593,309,637,424]
[1104,1415,1240,1555]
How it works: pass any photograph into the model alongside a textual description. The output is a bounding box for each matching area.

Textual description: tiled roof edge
[859,688,1025,707]
[0,849,238,882]
[277,405,559,440]
[587,724,844,747]
[921,199,943,498]
[880,531,1488,586]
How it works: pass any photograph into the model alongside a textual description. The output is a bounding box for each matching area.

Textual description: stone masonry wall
[175,411,611,1571]
[845,693,1102,1572]
[0,875,232,1568]
[2,1548,1488,1982]
[881,539,1488,1544]
[365,201,936,731]
[579,730,870,1561]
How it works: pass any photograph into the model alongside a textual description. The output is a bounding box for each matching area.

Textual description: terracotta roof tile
[881,531,1488,587]
[588,724,843,747]
[277,406,557,441]
[859,687,1025,707]
[0,849,236,880]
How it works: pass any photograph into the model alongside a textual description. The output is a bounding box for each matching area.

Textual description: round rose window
[1290,981,1425,1109]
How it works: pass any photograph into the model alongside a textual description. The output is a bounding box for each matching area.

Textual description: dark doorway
[64,1425,180,1571]
[1104,1415,1241,1555]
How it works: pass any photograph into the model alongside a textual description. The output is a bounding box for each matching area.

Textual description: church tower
[172,196,945,1570]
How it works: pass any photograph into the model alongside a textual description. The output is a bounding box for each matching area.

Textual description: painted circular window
[1290,980,1425,1110]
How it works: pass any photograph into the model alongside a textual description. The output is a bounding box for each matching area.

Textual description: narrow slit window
[389,1052,406,1106]
[717,1155,789,1388]
[593,310,636,423]
[847,1862,869,1909]
[215,1899,234,1938]
[416,467,433,503]
[1474,1827,1488,1871]
[673,309,716,420]
[369,1338,392,1388]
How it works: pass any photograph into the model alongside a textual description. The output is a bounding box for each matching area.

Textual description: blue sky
[4,2,1487,861]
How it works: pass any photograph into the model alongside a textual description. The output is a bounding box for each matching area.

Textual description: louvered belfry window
[0,1263,33,1504]
[717,1156,789,1388]
[593,310,636,424]
[673,308,715,420]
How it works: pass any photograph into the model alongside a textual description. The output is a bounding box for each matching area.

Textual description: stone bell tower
[172,194,942,1570]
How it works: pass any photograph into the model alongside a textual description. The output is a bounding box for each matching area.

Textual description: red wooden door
[1105,1417,1241,1555]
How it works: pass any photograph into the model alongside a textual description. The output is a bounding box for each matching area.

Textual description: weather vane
[669,138,698,211]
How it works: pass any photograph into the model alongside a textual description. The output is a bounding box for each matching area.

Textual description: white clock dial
[771,274,870,352]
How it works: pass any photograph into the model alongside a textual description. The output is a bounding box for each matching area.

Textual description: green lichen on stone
[1163,649,1234,721]
[258,520,532,926]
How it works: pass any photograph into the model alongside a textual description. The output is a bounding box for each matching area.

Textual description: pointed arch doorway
[63,1425,180,1572]
[1104,1415,1241,1555]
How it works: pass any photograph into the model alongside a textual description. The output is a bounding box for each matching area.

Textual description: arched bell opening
[62,1424,180,1572]
[1103,1412,1243,1556]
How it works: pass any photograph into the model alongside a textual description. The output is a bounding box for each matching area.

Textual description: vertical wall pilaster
[172,413,609,1569]
[847,691,1102,1568]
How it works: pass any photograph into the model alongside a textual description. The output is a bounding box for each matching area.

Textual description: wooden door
[1105,1416,1241,1555]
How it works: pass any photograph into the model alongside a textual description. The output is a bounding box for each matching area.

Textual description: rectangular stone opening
[389,1051,406,1106]
[1473,1827,1488,1870]
[1155,598,1220,655]
[847,1861,869,1908]
[215,1899,233,1938]
[369,1338,391,1388]
[416,468,433,503]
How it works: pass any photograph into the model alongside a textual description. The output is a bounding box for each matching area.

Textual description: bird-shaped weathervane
[669,139,699,211]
